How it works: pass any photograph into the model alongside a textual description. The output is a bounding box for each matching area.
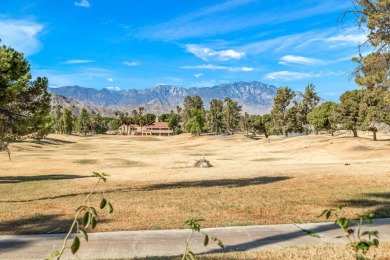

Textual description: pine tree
[271,87,296,137]
[0,45,51,141]
[77,108,90,135]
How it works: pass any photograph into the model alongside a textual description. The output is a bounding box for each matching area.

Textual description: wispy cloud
[123,61,140,66]
[241,27,367,56]
[64,59,95,64]
[181,64,254,72]
[185,44,245,61]
[327,33,367,45]
[0,19,43,56]
[264,71,320,81]
[194,73,203,78]
[279,55,325,65]
[107,78,114,82]
[75,0,90,8]
[137,0,353,41]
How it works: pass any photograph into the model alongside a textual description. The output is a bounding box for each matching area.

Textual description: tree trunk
[353,129,358,137]
[373,130,377,141]
[265,133,269,138]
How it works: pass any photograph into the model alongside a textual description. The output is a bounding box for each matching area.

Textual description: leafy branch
[319,206,379,260]
[47,172,113,260]
[182,218,224,260]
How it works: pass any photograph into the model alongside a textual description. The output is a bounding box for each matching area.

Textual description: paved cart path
[1,219,390,259]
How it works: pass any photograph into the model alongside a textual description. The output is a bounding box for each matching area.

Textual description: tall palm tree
[138,106,144,135]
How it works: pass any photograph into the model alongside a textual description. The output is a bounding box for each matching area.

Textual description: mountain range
[49,81,315,116]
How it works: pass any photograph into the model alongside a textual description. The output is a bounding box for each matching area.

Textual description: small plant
[182,218,224,260]
[319,206,379,260]
[47,172,113,260]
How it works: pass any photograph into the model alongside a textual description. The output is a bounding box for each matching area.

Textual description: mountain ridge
[49,81,317,115]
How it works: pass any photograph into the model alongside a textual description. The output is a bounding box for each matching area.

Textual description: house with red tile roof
[120,117,173,136]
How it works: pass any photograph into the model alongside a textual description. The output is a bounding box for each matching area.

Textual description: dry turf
[1,132,390,235]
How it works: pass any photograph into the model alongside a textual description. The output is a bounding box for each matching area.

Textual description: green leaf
[357,241,370,251]
[216,239,224,248]
[319,210,327,217]
[82,212,90,227]
[91,217,98,229]
[100,198,107,209]
[325,211,331,219]
[108,202,113,214]
[187,250,196,260]
[373,238,379,246]
[204,234,209,246]
[90,207,97,217]
[71,236,80,254]
[79,229,88,242]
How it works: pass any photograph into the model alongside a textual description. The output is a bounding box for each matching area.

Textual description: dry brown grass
[200,244,390,259]
[1,132,390,235]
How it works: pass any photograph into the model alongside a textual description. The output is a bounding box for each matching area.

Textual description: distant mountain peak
[49,81,319,115]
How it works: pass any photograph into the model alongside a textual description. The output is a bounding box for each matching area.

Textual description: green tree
[299,84,320,134]
[182,96,205,134]
[351,0,390,89]
[77,108,91,135]
[338,90,363,137]
[223,97,242,134]
[0,45,51,141]
[62,109,74,134]
[271,87,296,137]
[159,113,171,122]
[51,105,63,134]
[138,107,144,135]
[207,99,224,134]
[286,104,304,134]
[186,109,205,135]
[359,87,390,140]
[307,101,338,135]
[168,114,181,134]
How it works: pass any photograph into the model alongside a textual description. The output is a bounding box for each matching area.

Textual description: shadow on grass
[0,214,72,236]
[0,174,90,184]
[337,192,390,218]
[0,214,109,236]
[143,176,292,190]
[1,176,291,203]
[27,137,76,145]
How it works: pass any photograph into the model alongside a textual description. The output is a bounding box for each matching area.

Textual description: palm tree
[138,106,144,135]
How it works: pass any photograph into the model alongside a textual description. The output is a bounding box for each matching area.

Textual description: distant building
[120,117,173,136]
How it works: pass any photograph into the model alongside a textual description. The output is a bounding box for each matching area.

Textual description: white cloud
[75,0,90,8]
[0,19,44,56]
[279,55,325,65]
[123,61,140,66]
[107,78,114,82]
[181,64,253,72]
[194,73,203,78]
[264,71,320,81]
[327,33,367,45]
[64,59,95,64]
[185,44,245,61]
[106,86,121,91]
[241,67,254,72]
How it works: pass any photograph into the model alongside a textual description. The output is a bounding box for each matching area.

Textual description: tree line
[1,0,389,141]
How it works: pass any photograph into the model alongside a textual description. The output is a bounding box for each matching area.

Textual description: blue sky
[1,0,368,101]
